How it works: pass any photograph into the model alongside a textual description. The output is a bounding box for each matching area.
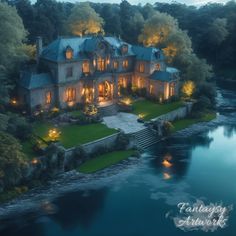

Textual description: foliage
[181,81,195,98]
[162,121,173,137]
[0,131,27,191]
[115,132,130,150]
[66,3,104,36]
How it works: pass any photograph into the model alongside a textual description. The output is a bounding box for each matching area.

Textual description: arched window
[65,88,76,102]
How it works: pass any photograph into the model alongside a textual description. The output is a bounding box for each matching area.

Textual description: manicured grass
[78,150,136,173]
[132,100,183,121]
[33,122,118,149]
[171,112,216,133]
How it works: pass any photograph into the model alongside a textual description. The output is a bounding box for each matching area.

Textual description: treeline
[7,0,236,75]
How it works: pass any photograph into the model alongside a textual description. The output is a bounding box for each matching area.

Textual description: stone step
[133,127,160,150]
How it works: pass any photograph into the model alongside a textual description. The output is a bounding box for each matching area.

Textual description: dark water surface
[0,88,236,236]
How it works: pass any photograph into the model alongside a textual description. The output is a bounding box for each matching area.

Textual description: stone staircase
[133,127,160,150]
[98,104,118,117]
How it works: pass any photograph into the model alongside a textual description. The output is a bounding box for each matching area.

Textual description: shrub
[162,121,173,137]
[115,133,130,150]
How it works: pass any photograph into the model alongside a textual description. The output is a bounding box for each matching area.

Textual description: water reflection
[149,133,214,180]
[50,188,107,230]
[223,125,236,138]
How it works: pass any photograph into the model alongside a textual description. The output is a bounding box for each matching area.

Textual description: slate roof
[149,70,177,82]
[40,36,160,62]
[19,72,53,90]
[132,45,164,61]
[41,37,88,62]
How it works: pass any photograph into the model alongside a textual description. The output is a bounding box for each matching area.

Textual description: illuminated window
[82,60,90,73]
[139,63,145,73]
[97,57,105,71]
[66,88,76,102]
[113,61,118,70]
[123,59,129,69]
[45,91,52,104]
[156,64,161,71]
[65,47,73,60]
[150,84,153,94]
[66,67,73,78]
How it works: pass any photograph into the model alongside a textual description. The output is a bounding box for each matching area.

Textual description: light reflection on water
[0,88,236,236]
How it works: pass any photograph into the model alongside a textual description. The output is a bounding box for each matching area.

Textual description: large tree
[66,3,104,36]
[0,2,27,105]
[138,11,212,82]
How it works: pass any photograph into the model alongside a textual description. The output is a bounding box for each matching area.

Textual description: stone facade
[18,36,180,112]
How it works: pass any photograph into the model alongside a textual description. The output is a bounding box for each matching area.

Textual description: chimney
[36,36,42,64]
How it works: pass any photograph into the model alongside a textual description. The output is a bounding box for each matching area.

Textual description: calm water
[0,88,236,236]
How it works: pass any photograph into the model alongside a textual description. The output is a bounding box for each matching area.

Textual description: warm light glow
[120,97,132,105]
[162,154,173,168]
[163,44,177,62]
[48,128,61,141]
[122,59,129,69]
[51,107,59,113]
[182,80,195,98]
[163,172,172,180]
[84,104,98,116]
[65,49,73,60]
[68,101,75,107]
[138,113,145,119]
[82,60,90,73]
[11,98,17,105]
[31,158,38,164]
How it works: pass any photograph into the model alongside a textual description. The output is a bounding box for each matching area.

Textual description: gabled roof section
[19,72,53,90]
[132,45,165,61]
[41,37,88,62]
[149,70,177,82]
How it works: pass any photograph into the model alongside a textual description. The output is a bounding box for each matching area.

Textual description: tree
[181,81,195,98]
[66,3,104,36]
[0,2,27,105]
[0,131,26,191]
[138,11,212,83]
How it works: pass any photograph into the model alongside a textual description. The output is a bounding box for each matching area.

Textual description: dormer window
[121,44,128,55]
[156,63,161,71]
[65,46,73,60]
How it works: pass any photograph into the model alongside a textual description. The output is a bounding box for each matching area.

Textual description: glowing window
[97,57,105,71]
[113,61,118,70]
[66,88,76,102]
[139,63,145,73]
[45,91,52,104]
[65,48,73,60]
[156,64,161,71]
[82,61,90,73]
[123,59,129,69]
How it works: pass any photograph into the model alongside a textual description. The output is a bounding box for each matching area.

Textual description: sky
[62,0,230,6]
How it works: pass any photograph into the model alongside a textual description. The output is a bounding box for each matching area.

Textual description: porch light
[163,172,171,180]
[48,128,61,141]
[31,158,39,164]
[11,98,17,105]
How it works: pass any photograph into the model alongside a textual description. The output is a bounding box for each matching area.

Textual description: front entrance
[98,81,113,103]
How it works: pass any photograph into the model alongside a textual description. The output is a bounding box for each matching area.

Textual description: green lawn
[69,110,83,118]
[171,112,216,133]
[33,122,117,149]
[78,150,136,173]
[132,100,183,121]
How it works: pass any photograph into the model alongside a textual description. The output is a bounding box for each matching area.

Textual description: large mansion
[18,35,180,111]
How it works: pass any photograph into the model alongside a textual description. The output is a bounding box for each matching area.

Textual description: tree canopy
[66,3,104,36]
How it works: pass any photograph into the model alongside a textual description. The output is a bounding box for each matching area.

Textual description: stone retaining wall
[65,132,121,156]
[151,102,193,122]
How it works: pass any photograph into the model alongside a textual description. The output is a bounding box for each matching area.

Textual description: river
[0,87,236,236]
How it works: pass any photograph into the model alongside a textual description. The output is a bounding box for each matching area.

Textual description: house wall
[29,86,56,110]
